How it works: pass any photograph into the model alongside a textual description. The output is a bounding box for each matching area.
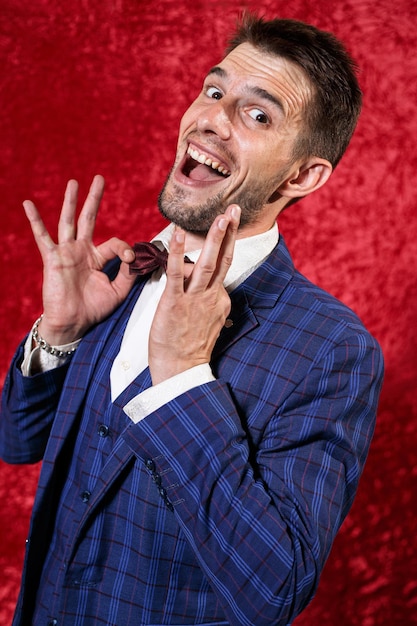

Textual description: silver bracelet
[32,314,78,358]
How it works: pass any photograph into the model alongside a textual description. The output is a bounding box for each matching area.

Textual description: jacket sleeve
[123,330,384,625]
[0,259,127,465]
[0,341,70,464]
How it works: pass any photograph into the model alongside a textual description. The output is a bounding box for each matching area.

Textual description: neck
[183,217,279,252]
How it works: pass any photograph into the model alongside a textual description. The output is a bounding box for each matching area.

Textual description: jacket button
[98,424,110,437]
[81,490,91,503]
[145,459,155,471]
[48,620,58,625]
[159,487,167,498]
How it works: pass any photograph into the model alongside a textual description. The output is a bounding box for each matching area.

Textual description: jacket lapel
[38,279,147,488]
[213,236,295,359]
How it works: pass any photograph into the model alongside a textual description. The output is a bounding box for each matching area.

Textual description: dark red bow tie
[129,241,193,276]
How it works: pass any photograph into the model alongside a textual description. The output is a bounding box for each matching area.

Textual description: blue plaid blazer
[0,237,384,626]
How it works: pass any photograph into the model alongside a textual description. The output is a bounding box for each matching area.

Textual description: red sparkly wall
[1,0,416,624]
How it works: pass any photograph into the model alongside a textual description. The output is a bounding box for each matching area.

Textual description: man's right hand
[23,175,137,346]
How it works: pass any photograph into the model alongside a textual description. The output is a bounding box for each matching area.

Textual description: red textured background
[1,1,416,624]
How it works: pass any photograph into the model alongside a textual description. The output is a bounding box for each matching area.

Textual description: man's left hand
[148,204,241,385]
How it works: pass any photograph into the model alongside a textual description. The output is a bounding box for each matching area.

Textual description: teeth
[187,146,230,176]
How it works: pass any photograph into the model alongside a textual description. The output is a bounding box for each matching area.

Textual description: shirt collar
[153,221,279,292]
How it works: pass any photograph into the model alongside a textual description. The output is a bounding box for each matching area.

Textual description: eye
[206,86,223,100]
[248,108,269,124]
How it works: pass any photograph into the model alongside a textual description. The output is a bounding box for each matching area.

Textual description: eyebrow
[206,66,285,114]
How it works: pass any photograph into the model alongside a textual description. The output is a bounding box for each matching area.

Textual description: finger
[165,228,187,295]
[23,199,56,255]
[96,236,136,268]
[97,237,138,294]
[210,204,241,287]
[58,179,79,242]
[76,174,105,240]
[94,238,136,296]
[188,210,235,291]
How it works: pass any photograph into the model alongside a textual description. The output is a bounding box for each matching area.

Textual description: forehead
[212,42,312,118]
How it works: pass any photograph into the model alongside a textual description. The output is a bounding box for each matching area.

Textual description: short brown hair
[227,14,362,167]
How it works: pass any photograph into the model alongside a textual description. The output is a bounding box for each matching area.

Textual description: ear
[277,157,333,200]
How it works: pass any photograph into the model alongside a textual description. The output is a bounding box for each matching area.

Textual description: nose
[196,99,232,140]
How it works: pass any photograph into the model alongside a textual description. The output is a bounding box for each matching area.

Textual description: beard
[157,164,290,235]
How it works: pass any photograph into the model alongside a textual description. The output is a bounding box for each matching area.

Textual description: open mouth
[182,145,231,182]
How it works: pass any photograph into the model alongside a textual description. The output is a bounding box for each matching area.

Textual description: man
[0,14,383,626]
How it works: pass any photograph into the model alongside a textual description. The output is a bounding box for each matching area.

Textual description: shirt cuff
[123,363,216,423]
[21,332,81,376]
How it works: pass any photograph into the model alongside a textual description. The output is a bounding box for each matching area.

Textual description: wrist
[149,357,209,386]
[36,314,84,347]
[32,314,81,357]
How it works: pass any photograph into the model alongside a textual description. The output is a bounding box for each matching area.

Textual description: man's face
[158,42,312,234]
